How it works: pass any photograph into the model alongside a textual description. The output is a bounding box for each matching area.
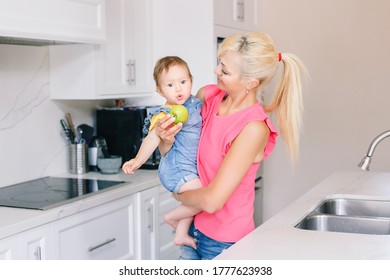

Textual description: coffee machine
[96,107,160,169]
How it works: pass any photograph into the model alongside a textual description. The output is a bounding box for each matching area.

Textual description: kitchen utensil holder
[69,143,89,174]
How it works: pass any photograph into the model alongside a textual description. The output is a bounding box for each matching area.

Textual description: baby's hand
[122,159,141,174]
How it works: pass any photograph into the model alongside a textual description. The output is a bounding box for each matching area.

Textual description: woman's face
[214,51,244,93]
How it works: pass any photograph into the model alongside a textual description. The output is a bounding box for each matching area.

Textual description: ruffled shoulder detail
[201,84,226,122]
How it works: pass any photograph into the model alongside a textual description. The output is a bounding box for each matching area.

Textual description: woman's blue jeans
[179,223,234,260]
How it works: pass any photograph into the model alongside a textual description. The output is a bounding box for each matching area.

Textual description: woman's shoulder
[196,84,223,100]
[197,84,226,105]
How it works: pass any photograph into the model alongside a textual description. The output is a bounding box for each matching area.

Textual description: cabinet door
[97,0,154,97]
[49,0,154,99]
[52,195,138,260]
[0,235,19,260]
[214,0,259,31]
[19,223,53,260]
[137,186,159,260]
[0,0,105,44]
[157,186,181,260]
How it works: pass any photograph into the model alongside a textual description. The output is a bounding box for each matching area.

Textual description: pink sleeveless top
[194,84,278,242]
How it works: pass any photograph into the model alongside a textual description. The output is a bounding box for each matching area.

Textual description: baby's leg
[165,178,202,225]
[164,178,202,248]
[165,204,198,247]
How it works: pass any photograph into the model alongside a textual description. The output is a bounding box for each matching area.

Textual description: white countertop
[0,170,159,240]
[216,170,390,260]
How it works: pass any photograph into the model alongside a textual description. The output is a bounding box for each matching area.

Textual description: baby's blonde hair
[218,32,307,162]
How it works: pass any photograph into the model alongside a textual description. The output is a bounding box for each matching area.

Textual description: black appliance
[96,107,160,169]
[0,177,124,210]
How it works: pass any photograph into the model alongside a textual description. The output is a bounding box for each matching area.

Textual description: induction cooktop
[0,177,125,210]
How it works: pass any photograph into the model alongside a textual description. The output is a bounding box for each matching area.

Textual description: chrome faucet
[358,130,390,171]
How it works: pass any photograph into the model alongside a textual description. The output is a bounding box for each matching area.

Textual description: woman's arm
[174,120,270,213]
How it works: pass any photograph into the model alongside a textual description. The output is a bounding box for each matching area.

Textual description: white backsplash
[0,45,109,188]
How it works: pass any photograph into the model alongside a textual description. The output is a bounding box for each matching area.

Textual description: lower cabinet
[19,223,53,260]
[157,186,181,260]
[52,194,138,260]
[0,235,19,260]
[137,186,159,260]
[0,223,52,260]
[138,185,181,260]
[0,184,182,260]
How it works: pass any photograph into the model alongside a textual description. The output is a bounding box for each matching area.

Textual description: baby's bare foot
[174,235,196,249]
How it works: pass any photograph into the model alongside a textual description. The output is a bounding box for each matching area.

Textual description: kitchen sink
[295,214,390,235]
[315,198,390,218]
[295,197,390,235]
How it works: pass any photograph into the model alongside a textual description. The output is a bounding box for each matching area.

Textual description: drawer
[53,195,137,260]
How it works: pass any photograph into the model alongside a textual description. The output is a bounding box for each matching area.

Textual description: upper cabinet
[0,0,106,44]
[214,0,259,31]
[49,0,261,100]
[97,0,153,97]
[49,0,153,99]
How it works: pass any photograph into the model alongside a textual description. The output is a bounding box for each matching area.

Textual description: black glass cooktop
[0,177,125,210]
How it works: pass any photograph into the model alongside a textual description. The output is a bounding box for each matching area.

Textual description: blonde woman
[156,32,307,259]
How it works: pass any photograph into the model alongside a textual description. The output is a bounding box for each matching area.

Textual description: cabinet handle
[147,204,154,233]
[88,238,116,252]
[33,246,42,260]
[235,0,245,22]
[127,59,136,85]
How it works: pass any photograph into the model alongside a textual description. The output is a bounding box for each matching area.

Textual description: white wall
[261,0,390,219]
[0,45,109,188]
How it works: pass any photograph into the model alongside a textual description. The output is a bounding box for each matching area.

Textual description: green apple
[170,105,189,124]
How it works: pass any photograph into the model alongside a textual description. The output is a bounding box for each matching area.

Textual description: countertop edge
[0,170,160,240]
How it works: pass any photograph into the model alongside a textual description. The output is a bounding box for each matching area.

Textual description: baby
[122,56,202,249]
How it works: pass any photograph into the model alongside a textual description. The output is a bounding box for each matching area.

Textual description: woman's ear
[248,79,260,90]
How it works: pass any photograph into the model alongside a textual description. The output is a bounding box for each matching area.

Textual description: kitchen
[1,0,390,264]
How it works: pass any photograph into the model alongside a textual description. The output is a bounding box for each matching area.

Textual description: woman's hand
[155,114,182,143]
[155,114,182,155]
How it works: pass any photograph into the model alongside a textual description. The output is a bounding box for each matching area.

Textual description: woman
[156,32,307,259]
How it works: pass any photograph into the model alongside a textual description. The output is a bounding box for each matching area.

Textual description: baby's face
[157,64,192,106]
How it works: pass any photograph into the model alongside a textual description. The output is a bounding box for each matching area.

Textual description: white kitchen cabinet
[49,0,153,99]
[0,223,52,260]
[52,194,138,260]
[97,0,153,97]
[19,223,53,260]
[0,0,105,44]
[214,0,260,31]
[152,0,216,98]
[157,186,181,260]
[137,186,159,260]
[0,235,19,260]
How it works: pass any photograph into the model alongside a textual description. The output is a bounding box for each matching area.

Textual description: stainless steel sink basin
[315,198,390,218]
[295,197,390,235]
[295,214,390,235]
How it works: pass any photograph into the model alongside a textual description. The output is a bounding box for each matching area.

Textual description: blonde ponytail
[266,53,307,162]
